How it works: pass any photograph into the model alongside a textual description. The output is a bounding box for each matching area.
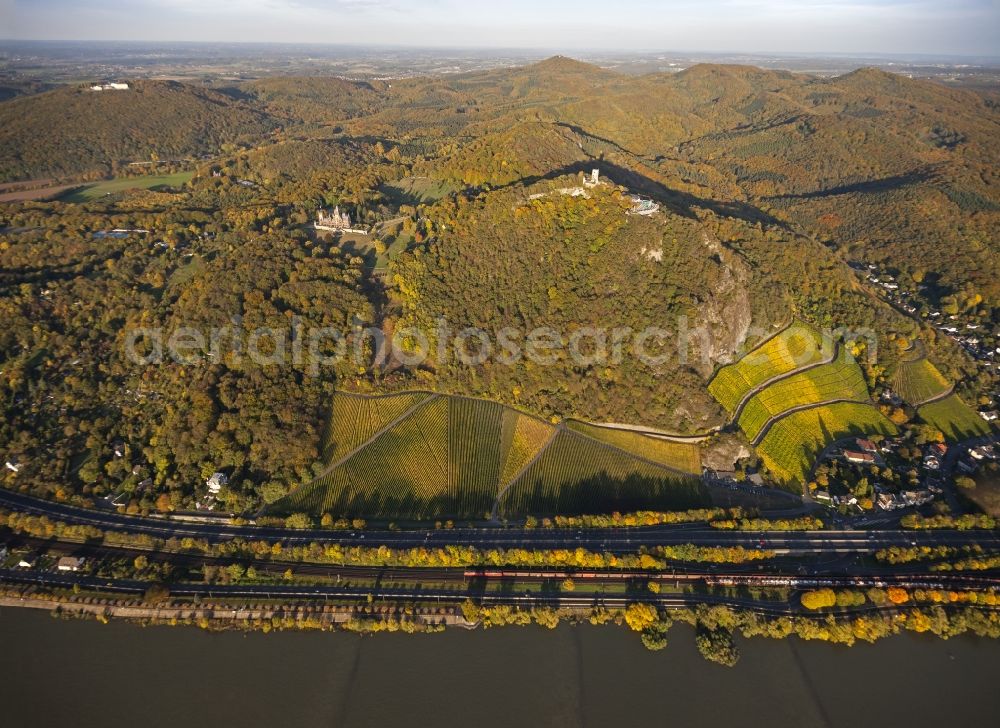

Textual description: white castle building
[314,205,368,235]
[316,205,352,230]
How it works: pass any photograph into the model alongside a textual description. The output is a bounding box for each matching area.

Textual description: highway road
[4,488,1000,555]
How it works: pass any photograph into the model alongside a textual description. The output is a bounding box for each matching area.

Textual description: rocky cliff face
[687,233,755,378]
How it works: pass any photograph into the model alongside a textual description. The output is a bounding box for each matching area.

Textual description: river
[1,608,998,727]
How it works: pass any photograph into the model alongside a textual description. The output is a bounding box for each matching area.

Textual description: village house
[57,556,85,572]
[929,442,949,458]
[843,450,876,465]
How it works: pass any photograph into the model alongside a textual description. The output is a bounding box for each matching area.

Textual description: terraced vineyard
[705,320,896,488]
[565,420,702,474]
[890,357,951,406]
[918,395,992,442]
[276,392,705,519]
[708,322,834,412]
[736,347,870,442]
[756,402,899,487]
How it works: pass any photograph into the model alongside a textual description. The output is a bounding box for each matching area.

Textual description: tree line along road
[3,488,1000,555]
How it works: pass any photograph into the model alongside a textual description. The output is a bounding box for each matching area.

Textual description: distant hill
[0,80,278,182]
[235,76,384,125]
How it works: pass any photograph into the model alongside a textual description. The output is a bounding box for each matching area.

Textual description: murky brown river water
[1,607,998,727]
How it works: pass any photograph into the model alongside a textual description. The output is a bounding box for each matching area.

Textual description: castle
[314,205,368,235]
[315,206,352,230]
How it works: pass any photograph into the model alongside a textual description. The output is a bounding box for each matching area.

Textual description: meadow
[58,171,194,202]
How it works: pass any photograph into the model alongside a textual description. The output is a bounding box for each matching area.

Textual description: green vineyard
[275,392,706,519]
[707,324,898,489]
[890,356,951,406]
[322,391,430,462]
[736,347,870,442]
[707,322,834,412]
[495,428,708,518]
[564,420,702,474]
[756,402,898,487]
[917,395,992,442]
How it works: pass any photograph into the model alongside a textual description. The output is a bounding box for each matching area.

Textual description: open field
[0,184,79,203]
[917,395,992,442]
[891,356,951,405]
[708,322,833,413]
[58,172,194,202]
[756,402,899,487]
[276,392,705,519]
[736,346,870,442]
[380,176,455,205]
[565,420,702,474]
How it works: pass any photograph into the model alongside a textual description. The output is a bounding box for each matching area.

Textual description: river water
[1,608,998,727]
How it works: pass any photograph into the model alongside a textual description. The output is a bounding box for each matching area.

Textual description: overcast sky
[2,0,998,56]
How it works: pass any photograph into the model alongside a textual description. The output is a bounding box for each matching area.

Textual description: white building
[90,82,130,91]
[314,205,368,235]
[206,472,228,495]
[583,169,602,187]
[57,556,85,572]
[316,206,352,230]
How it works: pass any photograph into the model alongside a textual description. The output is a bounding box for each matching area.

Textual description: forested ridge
[0,57,995,514]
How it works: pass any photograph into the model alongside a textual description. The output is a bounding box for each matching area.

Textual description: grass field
[917,394,992,442]
[708,322,833,412]
[736,346,870,442]
[565,420,702,474]
[59,172,194,202]
[380,176,455,205]
[275,391,705,519]
[756,402,898,487]
[891,357,951,405]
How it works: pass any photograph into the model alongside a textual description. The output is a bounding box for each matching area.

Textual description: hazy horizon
[2,1,998,57]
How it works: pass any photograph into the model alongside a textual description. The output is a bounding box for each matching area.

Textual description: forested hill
[0,81,279,182]
[0,56,996,513]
